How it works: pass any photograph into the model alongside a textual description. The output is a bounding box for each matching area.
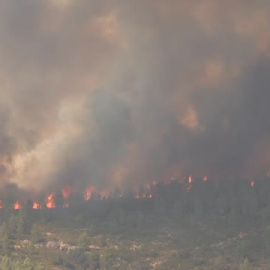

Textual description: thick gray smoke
[0,0,270,192]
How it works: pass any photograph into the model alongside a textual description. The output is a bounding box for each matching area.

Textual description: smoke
[0,0,270,192]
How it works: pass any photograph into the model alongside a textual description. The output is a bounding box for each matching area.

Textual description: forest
[0,177,269,269]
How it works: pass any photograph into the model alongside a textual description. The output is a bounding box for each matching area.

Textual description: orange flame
[62,186,72,208]
[183,175,193,192]
[46,193,55,208]
[33,202,40,209]
[0,174,256,209]
[84,186,94,201]
[14,201,21,210]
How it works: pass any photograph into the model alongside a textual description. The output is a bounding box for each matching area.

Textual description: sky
[1,0,270,193]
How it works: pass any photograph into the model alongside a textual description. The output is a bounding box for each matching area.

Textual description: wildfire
[135,193,153,199]
[62,186,72,200]
[203,176,208,182]
[33,202,40,209]
[62,186,73,208]
[46,193,55,208]
[14,201,21,210]
[84,186,94,201]
[183,175,193,192]
[0,174,257,210]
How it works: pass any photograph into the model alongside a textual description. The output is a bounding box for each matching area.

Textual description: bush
[68,248,87,265]
[237,235,262,259]
[87,251,100,270]
[239,258,253,270]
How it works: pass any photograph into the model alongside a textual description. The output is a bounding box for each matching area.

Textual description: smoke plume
[0,0,270,192]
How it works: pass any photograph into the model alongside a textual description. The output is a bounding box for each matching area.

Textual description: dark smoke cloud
[0,0,270,192]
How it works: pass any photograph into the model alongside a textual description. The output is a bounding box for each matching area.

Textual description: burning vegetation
[0,174,269,269]
[0,176,193,210]
[0,175,260,212]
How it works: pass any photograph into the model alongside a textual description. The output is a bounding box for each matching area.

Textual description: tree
[17,209,31,236]
[2,233,10,251]
[1,222,11,251]
[215,196,228,215]
[78,231,90,249]
[54,191,64,208]
[172,200,184,220]
[8,213,18,235]
[31,224,42,243]
[1,222,10,237]
[194,197,204,219]
[264,225,270,254]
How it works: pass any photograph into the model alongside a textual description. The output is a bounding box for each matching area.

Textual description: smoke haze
[1,0,270,192]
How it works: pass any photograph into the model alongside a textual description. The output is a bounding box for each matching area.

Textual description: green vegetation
[0,179,270,269]
[0,256,45,270]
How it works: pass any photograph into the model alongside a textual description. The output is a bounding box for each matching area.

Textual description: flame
[33,202,40,209]
[143,193,153,199]
[84,186,94,201]
[62,186,72,208]
[62,186,72,199]
[135,193,153,199]
[203,176,208,181]
[0,174,256,209]
[46,193,55,208]
[184,175,193,192]
[14,201,21,210]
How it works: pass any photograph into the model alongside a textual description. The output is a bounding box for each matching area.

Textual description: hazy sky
[1,0,270,192]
